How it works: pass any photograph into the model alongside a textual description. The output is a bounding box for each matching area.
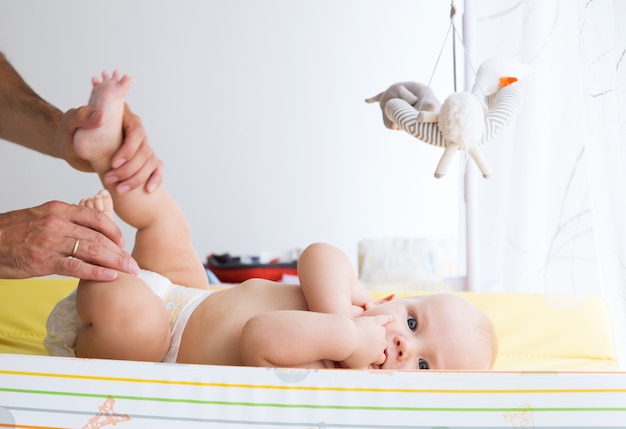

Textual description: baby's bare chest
[177,281,308,365]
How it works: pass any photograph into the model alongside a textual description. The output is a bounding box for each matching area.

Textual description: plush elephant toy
[365,82,441,129]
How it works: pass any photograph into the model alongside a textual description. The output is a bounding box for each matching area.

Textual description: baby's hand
[351,304,366,318]
[350,280,374,315]
[343,315,392,369]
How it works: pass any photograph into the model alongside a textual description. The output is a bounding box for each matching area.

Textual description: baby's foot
[79,189,115,219]
[74,70,133,167]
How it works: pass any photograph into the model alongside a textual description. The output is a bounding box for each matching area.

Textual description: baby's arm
[297,243,373,318]
[240,310,390,368]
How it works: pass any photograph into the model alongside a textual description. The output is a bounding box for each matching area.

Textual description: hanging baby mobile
[366,4,531,179]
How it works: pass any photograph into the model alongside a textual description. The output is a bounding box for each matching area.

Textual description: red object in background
[205,254,298,283]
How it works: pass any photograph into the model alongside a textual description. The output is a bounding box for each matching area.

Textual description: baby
[45,71,497,370]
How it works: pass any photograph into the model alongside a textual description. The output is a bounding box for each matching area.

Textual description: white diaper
[44,270,212,362]
[161,278,213,363]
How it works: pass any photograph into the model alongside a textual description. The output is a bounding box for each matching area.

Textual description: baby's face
[361,294,495,371]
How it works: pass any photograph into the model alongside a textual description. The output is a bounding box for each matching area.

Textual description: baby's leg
[74,71,208,288]
[78,189,115,218]
[73,70,132,171]
[75,272,171,361]
[74,191,170,361]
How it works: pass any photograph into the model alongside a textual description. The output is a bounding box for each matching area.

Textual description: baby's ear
[364,294,396,310]
[375,294,396,305]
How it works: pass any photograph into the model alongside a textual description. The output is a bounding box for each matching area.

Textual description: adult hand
[54,103,163,194]
[52,104,101,172]
[103,103,163,195]
[0,201,139,281]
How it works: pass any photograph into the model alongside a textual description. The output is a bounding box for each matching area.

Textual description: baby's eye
[418,359,429,370]
[407,316,417,331]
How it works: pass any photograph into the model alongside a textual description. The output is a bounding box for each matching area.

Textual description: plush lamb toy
[367,57,531,178]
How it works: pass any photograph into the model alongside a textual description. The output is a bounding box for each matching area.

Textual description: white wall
[0,0,462,269]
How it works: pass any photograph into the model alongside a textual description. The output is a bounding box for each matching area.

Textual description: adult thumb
[72,105,103,129]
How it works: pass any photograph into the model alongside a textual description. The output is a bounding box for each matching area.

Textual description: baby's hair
[476,309,498,369]
[453,295,499,369]
[438,293,498,369]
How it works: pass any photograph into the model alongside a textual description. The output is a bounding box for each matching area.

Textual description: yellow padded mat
[0,278,618,370]
[1,278,78,356]
[375,290,617,370]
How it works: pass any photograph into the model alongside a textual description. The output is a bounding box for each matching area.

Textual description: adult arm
[0,52,63,158]
[0,53,157,280]
[0,201,139,280]
[0,52,163,194]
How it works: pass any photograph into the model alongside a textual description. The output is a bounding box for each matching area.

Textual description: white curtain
[463,0,626,365]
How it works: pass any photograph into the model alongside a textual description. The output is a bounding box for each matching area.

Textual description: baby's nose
[394,337,412,361]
